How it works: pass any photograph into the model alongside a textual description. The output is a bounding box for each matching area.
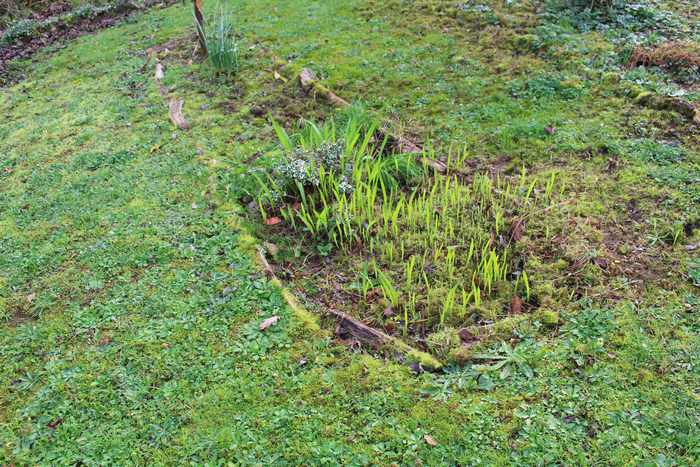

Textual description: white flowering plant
[254,118,423,249]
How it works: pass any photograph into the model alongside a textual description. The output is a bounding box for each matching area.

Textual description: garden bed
[243,115,573,363]
[0,0,178,84]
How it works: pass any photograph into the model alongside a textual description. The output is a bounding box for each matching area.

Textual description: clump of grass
[359,167,560,332]
[255,117,422,250]
[195,4,241,75]
[627,139,685,165]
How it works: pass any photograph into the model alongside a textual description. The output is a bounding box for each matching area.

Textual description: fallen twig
[168,98,190,130]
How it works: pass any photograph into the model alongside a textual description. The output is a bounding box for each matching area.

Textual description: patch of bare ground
[5,298,35,327]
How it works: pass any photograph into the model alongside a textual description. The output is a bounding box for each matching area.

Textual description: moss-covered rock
[535,309,560,327]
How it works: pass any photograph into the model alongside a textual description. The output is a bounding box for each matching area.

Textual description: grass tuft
[195,3,241,75]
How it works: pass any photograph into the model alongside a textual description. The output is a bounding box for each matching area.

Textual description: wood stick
[168,98,190,130]
[327,309,391,348]
[150,58,190,130]
[193,0,207,56]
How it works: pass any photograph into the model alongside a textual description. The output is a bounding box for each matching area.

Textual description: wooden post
[193,0,207,56]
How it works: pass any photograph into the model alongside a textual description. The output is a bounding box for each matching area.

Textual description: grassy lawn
[1,0,699,464]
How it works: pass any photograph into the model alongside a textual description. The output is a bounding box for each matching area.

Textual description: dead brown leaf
[424,435,438,446]
[510,296,523,315]
[458,328,476,343]
[260,315,280,331]
[510,220,524,242]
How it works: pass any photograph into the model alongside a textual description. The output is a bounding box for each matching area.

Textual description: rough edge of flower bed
[0,0,181,86]
[1,0,143,48]
[246,236,444,371]
[209,197,443,371]
[633,91,700,125]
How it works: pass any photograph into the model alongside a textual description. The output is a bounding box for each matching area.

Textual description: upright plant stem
[193,0,207,56]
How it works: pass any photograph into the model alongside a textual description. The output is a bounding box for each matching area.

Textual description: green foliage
[649,165,700,198]
[0,18,37,45]
[690,258,700,287]
[196,4,241,74]
[1,0,700,465]
[553,0,684,36]
[509,74,585,101]
[473,342,536,380]
[628,138,685,165]
[68,3,108,21]
[565,0,621,10]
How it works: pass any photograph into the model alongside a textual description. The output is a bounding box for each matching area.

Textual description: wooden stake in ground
[193,0,207,56]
